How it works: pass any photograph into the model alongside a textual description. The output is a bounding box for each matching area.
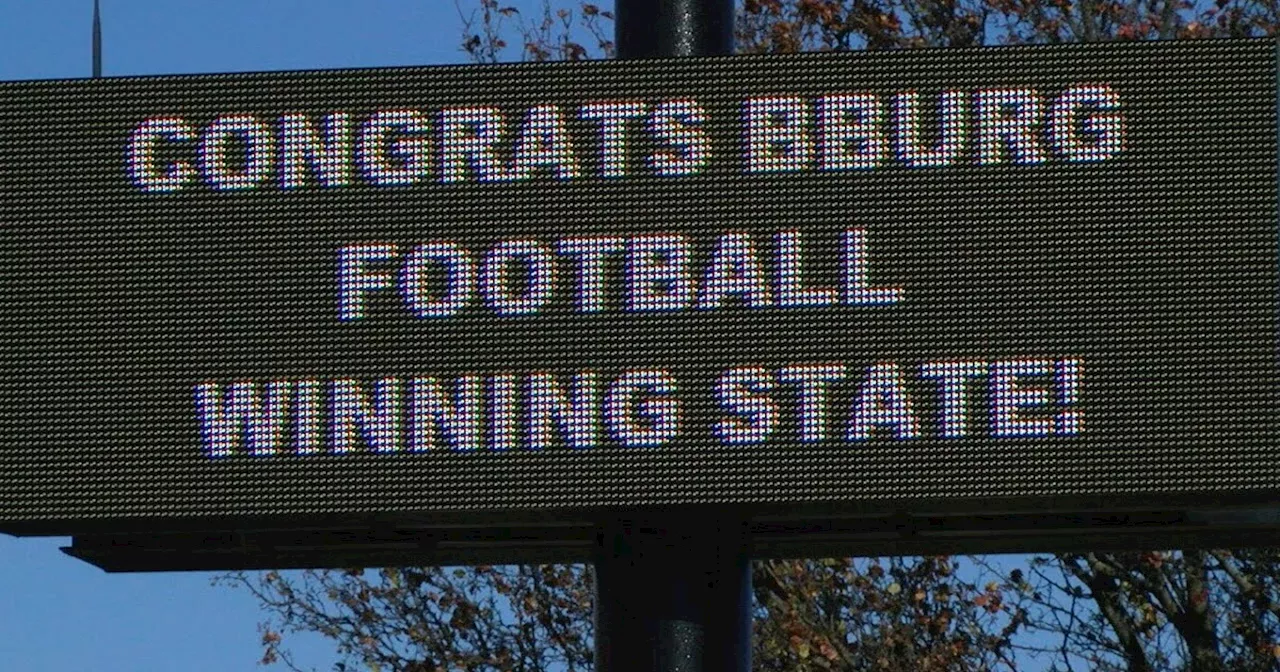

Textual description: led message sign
[0,39,1277,536]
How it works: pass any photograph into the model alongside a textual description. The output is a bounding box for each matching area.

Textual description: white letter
[699,232,771,309]
[127,116,197,192]
[332,378,403,453]
[199,114,275,190]
[975,89,1046,165]
[843,228,902,305]
[818,94,886,170]
[281,112,355,188]
[194,380,293,457]
[529,371,601,449]
[648,99,709,176]
[1056,358,1083,435]
[606,369,680,447]
[580,101,646,178]
[401,241,477,318]
[891,91,968,167]
[777,230,838,307]
[482,239,557,315]
[779,364,845,442]
[357,109,431,186]
[338,243,398,320]
[491,373,519,450]
[440,106,508,181]
[626,234,694,311]
[1050,85,1122,162]
[847,362,919,440]
[920,360,986,438]
[715,367,777,444]
[990,359,1056,437]
[295,379,324,454]
[558,236,626,312]
[409,376,483,451]
[745,96,813,172]
[511,105,580,180]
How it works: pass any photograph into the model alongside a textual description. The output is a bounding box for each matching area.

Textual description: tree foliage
[224,547,1280,670]
[998,549,1280,671]
[753,557,1020,670]
[222,565,594,671]
[222,555,1020,671]
[224,2,1280,671]
[457,0,1279,62]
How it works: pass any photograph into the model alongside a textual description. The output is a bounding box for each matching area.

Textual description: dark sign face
[0,39,1276,536]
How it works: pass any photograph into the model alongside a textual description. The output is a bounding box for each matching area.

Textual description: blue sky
[0,1,471,81]
[0,2,523,671]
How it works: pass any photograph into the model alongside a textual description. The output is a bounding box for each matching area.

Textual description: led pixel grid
[0,39,1276,534]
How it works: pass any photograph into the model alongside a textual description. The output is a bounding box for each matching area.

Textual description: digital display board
[1,39,1277,537]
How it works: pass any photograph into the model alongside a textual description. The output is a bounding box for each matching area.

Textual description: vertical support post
[615,0,736,59]
[599,3,744,670]
[593,520,752,672]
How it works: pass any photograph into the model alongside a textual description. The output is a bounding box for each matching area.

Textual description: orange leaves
[817,638,841,661]
[787,628,843,665]
[791,634,812,658]
[767,20,805,52]
[258,624,284,666]
[973,582,1004,614]
[797,0,843,26]
[745,0,789,14]
[474,0,1280,64]
[1180,20,1211,37]
[753,558,1012,671]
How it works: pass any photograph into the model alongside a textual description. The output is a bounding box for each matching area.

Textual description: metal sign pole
[597,3,744,671]
[615,0,735,59]
[594,519,751,672]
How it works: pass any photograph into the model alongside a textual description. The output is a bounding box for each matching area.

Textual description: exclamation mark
[1055,359,1082,435]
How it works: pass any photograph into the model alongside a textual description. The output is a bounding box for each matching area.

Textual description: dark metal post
[596,3,744,670]
[594,520,751,672]
[615,0,736,59]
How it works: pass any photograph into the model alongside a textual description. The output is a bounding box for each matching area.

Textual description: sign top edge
[1,36,1274,87]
